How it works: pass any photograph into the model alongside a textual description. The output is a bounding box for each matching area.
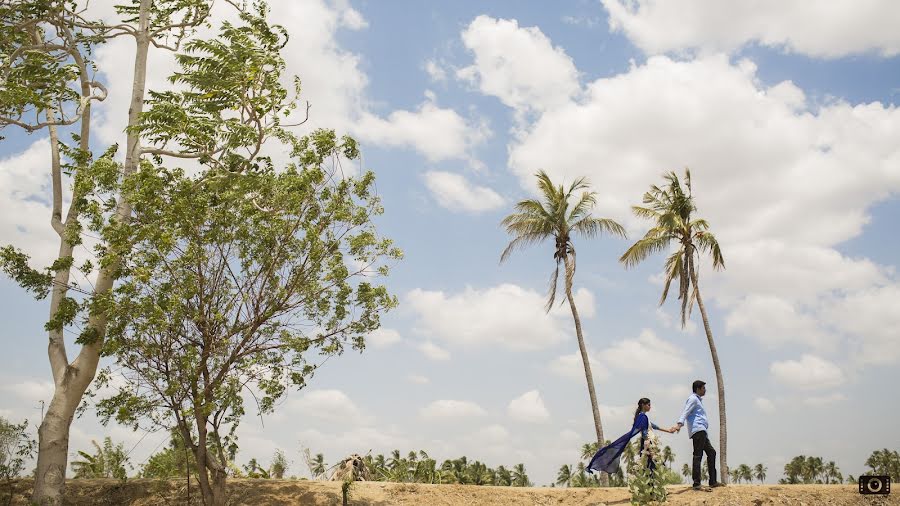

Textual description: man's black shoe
[710,482,726,488]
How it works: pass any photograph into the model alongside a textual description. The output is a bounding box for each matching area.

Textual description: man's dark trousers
[691,430,718,486]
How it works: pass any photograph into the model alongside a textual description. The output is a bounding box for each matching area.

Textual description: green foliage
[243,458,270,479]
[620,169,724,326]
[141,431,197,479]
[628,453,667,505]
[0,417,35,479]
[71,437,130,480]
[778,455,844,484]
[268,450,288,479]
[500,170,625,311]
[865,449,900,481]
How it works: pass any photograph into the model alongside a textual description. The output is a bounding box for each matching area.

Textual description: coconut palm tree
[661,446,674,468]
[310,453,326,479]
[501,171,626,458]
[620,169,728,482]
[681,463,691,480]
[512,463,531,487]
[730,468,741,484]
[738,464,752,484]
[825,461,842,484]
[581,442,601,462]
[496,465,512,486]
[557,464,573,487]
[753,463,767,483]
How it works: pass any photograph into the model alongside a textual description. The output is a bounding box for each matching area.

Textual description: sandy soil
[3,479,898,505]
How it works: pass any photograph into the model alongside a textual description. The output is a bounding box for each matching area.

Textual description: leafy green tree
[753,463,767,483]
[824,461,842,484]
[865,449,900,481]
[243,458,270,479]
[512,463,531,487]
[1,417,36,505]
[0,1,255,503]
[681,463,690,480]
[88,4,399,504]
[736,464,752,484]
[70,437,130,480]
[500,171,625,481]
[620,169,728,482]
[495,465,512,487]
[310,453,326,480]
[141,432,196,479]
[269,450,288,479]
[556,464,572,487]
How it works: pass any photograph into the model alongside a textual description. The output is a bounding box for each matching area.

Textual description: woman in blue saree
[587,398,675,476]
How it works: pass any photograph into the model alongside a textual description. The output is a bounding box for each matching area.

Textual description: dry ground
[3,479,898,505]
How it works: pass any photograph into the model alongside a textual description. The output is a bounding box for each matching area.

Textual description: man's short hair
[692,380,706,393]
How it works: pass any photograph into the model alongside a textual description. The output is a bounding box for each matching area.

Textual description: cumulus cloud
[457,16,580,114]
[548,352,610,381]
[601,0,900,58]
[602,329,693,374]
[420,400,487,419]
[407,284,596,351]
[770,355,845,390]
[423,171,505,213]
[288,389,373,424]
[407,374,430,384]
[507,390,550,423]
[367,328,402,349]
[356,98,490,163]
[416,341,451,361]
[0,139,60,267]
[754,397,776,413]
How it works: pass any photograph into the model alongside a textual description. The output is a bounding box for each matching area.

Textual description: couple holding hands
[587,380,723,491]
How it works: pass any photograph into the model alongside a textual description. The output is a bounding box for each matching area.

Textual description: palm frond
[620,231,670,269]
[545,261,561,313]
[500,232,550,263]
[695,230,725,270]
[566,191,597,222]
[571,216,626,241]
[660,249,683,305]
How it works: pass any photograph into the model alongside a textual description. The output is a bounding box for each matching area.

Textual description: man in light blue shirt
[675,380,722,490]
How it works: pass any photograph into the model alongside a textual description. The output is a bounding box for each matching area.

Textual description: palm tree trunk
[563,257,608,486]
[689,263,728,485]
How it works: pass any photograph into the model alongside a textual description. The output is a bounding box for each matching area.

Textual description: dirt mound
[3,479,898,505]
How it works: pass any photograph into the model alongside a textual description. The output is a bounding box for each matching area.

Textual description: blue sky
[1,0,899,486]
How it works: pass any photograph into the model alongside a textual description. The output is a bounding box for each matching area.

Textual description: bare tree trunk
[690,264,728,484]
[32,1,152,503]
[563,256,608,486]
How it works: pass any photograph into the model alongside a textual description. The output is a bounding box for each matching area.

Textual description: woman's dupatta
[587,412,649,475]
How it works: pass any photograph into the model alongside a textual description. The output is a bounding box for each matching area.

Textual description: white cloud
[770,355,845,390]
[548,352,610,381]
[407,284,590,351]
[1,379,54,403]
[424,60,447,82]
[407,374,430,385]
[416,341,451,361]
[423,171,505,213]
[601,0,900,58]
[356,98,490,163]
[288,389,373,424]
[754,397,776,414]
[420,400,487,420]
[725,294,834,350]
[548,287,597,319]
[0,139,64,268]
[458,16,580,114]
[602,329,693,374]
[821,284,900,366]
[507,390,550,423]
[367,328,402,349]
[803,393,848,406]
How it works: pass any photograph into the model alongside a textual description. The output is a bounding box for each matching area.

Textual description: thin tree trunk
[689,264,728,484]
[32,1,152,503]
[563,256,608,486]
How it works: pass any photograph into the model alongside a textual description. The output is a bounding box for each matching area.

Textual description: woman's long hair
[634,398,651,422]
